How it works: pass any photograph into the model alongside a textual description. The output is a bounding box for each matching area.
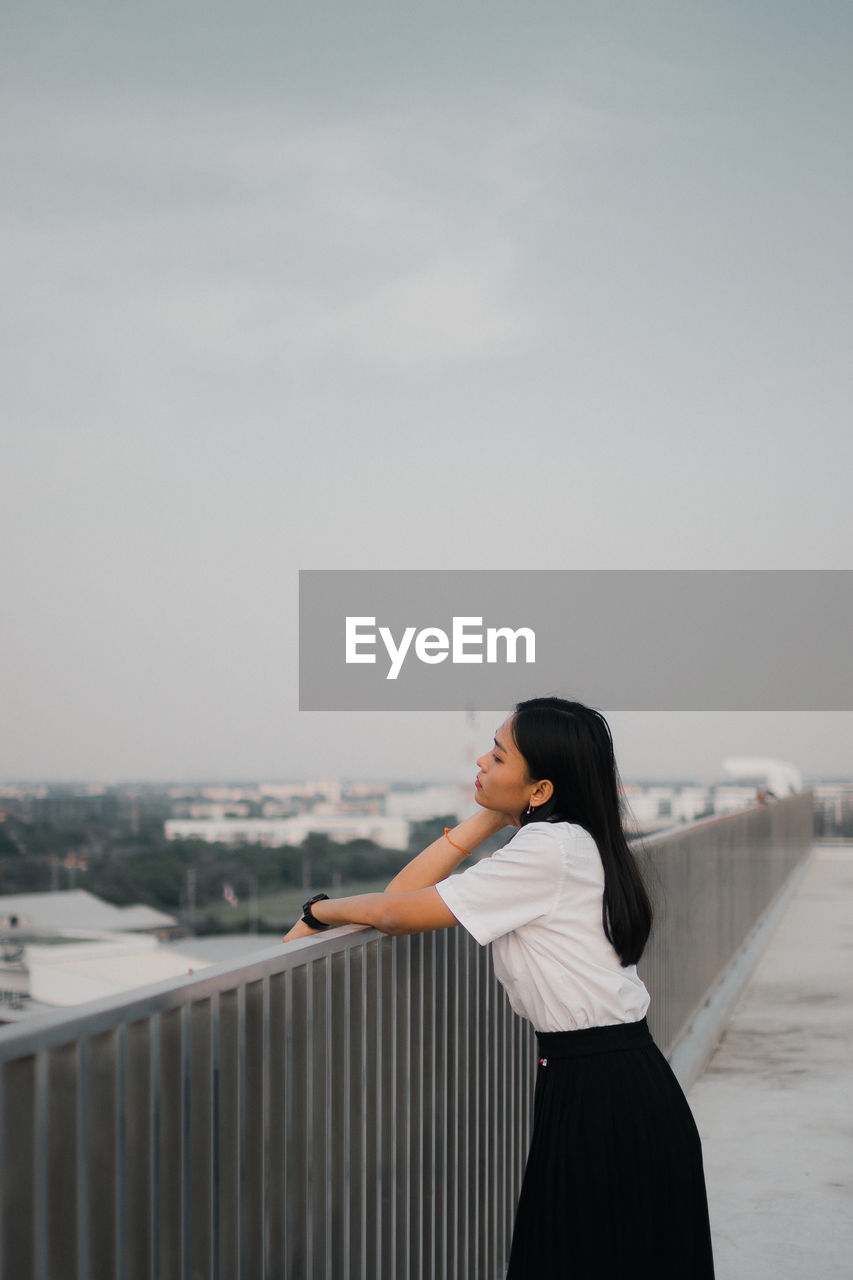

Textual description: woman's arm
[282,886,458,941]
[281,809,516,943]
[384,808,512,893]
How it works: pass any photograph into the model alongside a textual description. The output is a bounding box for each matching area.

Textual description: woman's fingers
[282,919,315,942]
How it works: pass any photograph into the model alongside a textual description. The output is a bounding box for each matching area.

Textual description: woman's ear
[533,778,554,805]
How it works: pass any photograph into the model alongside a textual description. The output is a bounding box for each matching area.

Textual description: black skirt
[506,1018,715,1279]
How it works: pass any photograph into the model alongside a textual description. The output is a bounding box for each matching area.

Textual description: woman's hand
[281,918,317,943]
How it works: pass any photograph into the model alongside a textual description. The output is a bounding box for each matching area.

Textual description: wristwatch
[301,892,331,930]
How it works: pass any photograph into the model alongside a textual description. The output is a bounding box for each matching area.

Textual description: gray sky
[2,1,851,784]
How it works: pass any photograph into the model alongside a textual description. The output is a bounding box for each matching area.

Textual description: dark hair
[511,696,652,967]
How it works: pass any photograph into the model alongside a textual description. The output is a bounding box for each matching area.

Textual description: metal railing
[640,790,813,1055]
[0,793,813,1280]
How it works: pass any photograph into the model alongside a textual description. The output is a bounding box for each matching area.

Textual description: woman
[283,697,715,1278]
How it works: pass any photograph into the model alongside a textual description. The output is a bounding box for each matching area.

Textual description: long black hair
[511,696,652,967]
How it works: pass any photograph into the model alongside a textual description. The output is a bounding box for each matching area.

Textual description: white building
[385,785,472,824]
[166,818,295,846]
[0,890,177,935]
[722,757,802,798]
[25,932,213,1007]
[622,781,775,832]
[0,890,185,1020]
[165,813,409,849]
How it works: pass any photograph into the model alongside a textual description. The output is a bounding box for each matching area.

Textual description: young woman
[283,697,715,1278]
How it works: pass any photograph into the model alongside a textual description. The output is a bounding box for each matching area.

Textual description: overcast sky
[2,1,851,785]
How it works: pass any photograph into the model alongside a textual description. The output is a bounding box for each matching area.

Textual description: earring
[526,801,534,815]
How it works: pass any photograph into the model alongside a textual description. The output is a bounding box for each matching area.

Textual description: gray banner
[298,570,853,710]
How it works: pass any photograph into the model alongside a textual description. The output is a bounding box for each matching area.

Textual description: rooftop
[688,843,853,1277]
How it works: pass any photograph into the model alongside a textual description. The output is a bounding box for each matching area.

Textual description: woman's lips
[475,777,482,790]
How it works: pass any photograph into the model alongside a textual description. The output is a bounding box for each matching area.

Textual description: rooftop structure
[0,889,176,935]
[0,890,182,1021]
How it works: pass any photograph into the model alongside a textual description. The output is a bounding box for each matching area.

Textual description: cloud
[2,98,560,429]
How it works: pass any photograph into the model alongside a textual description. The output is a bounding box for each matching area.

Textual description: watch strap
[301,892,331,930]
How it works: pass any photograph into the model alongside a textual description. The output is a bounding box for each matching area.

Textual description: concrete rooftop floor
[688,843,853,1280]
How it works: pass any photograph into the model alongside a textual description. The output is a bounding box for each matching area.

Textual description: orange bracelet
[444,827,472,857]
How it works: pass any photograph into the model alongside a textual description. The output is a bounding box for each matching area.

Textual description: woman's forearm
[309,886,459,936]
[282,810,513,944]
[384,808,510,893]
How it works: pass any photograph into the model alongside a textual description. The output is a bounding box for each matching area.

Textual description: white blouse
[435,820,650,1033]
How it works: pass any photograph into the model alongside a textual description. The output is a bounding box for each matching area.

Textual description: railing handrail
[633,798,792,844]
[0,922,375,1059]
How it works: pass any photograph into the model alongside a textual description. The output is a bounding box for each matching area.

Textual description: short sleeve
[435,823,563,946]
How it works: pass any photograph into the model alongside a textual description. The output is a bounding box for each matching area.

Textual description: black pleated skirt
[506,1018,715,1279]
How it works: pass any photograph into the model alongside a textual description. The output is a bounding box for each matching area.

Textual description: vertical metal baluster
[452,931,459,1280]
[487,953,496,1278]
[360,944,368,1280]
[211,994,220,1280]
[488,973,496,1278]
[342,948,351,1280]
[458,939,467,1280]
[180,1007,191,1280]
[0,1052,4,1280]
[237,985,246,1280]
[325,957,333,1280]
[427,931,435,1280]
[116,1025,128,1280]
[262,978,271,1280]
[401,938,410,1280]
[282,971,292,1278]
[440,930,448,1280]
[390,943,397,1280]
[305,967,313,1280]
[149,1016,160,1280]
[475,944,483,1280]
[509,1010,516,1223]
[33,1051,48,1280]
[75,1036,90,1280]
[496,995,504,1271]
[472,942,480,1280]
[375,943,383,1280]
[415,935,424,1280]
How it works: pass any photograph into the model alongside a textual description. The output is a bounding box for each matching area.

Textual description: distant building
[0,890,183,1022]
[0,890,178,937]
[165,814,409,849]
[709,785,763,815]
[171,801,253,820]
[24,933,212,1009]
[385,785,471,823]
[812,783,853,838]
[621,784,714,833]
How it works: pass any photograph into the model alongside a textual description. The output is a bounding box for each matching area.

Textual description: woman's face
[475,716,536,817]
